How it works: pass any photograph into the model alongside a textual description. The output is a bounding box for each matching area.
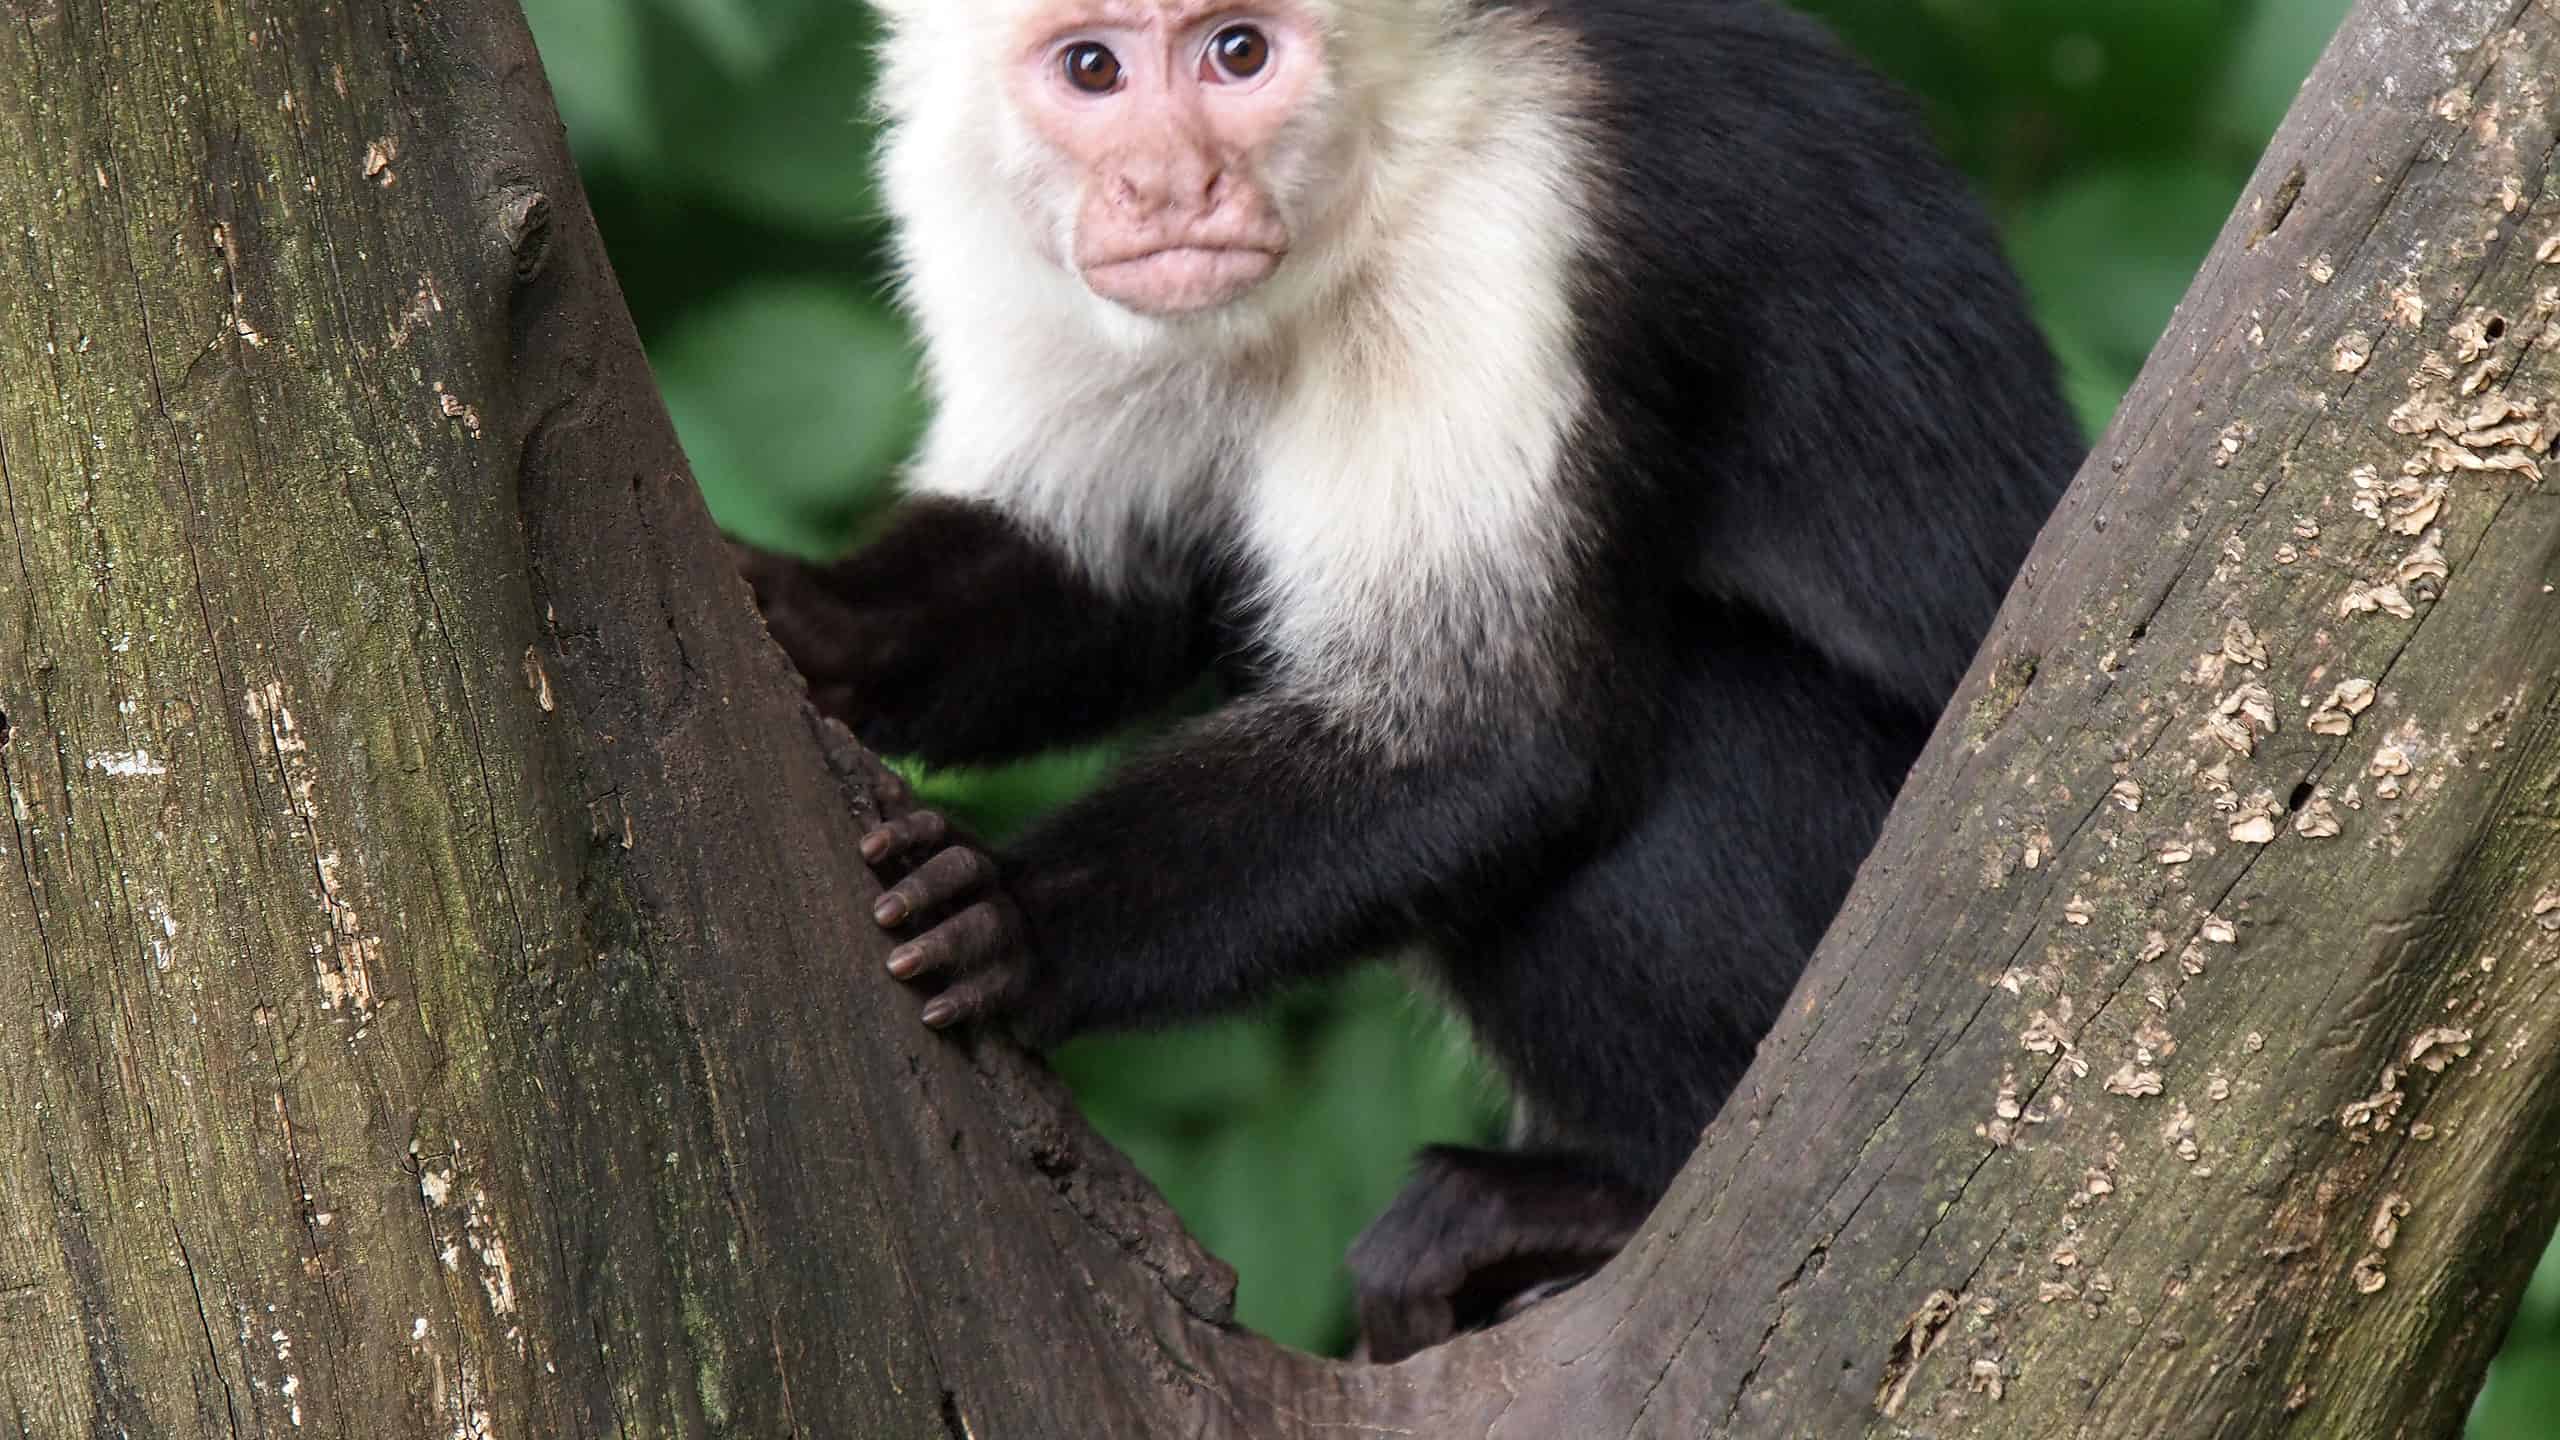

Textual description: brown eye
[1208,24,1269,80]
[1063,42,1122,94]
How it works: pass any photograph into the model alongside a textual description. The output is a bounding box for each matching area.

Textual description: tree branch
[4,0,2557,1435]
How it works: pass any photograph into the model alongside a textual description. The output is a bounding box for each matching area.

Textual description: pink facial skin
[1007,2,1321,316]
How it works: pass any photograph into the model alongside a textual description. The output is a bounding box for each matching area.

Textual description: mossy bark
[5,0,2559,1436]
[0,2,1219,1434]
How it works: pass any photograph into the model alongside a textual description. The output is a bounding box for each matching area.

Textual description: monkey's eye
[1062,41,1123,94]
[1206,23,1270,81]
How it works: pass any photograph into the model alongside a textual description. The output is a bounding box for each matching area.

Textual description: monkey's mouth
[1081,245,1283,316]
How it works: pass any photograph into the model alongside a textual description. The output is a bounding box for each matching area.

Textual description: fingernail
[887,947,918,978]
[920,999,956,1028]
[861,832,888,862]
[873,896,906,926]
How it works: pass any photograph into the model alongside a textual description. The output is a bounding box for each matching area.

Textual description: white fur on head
[870,0,1602,754]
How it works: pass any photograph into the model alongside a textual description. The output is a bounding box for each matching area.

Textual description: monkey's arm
[736,498,1209,767]
[862,694,1599,1042]
[865,710,1637,1363]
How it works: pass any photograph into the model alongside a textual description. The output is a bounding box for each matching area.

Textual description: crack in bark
[1881,907,2086,1287]
[169,1221,244,1439]
[1622,1296,1714,1438]
[1707,1242,1828,1433]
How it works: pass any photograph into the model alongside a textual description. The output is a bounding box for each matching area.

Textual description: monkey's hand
[862,808,1035,1033]
[728,539,911,739]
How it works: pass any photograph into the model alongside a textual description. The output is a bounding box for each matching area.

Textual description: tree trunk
[3,0,2556,1436]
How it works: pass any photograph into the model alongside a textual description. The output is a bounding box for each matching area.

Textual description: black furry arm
[736,497,1210,767]
[870,693,1604,1049]
[1004,699,1597,1043]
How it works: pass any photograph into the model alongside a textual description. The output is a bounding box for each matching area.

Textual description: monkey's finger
[884,900,1012,983]
[870,766,914,812]
[859,809,949,869]
[918,968,1020,1030]
[872,845,996,928]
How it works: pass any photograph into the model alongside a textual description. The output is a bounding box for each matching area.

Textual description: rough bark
[5,0,2559,1437]
[0,2,1227,1434]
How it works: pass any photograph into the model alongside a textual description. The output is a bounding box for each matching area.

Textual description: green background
[517,0,2560,1421]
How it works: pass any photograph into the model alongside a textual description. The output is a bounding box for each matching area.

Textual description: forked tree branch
[3,1,2557,1435]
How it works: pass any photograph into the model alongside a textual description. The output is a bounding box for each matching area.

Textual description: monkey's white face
[992,1,1328,316]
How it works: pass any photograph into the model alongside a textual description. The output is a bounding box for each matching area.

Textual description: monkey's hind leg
[1346,1145,1650,1364]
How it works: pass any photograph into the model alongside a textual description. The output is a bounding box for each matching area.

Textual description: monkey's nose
[1108,152,1228,217]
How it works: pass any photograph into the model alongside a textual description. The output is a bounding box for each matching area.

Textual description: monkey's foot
[862,808,1030,1030]
[1347,1146,1647,1363]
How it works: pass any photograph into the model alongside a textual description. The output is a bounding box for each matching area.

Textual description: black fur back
[1557,0,2082,715]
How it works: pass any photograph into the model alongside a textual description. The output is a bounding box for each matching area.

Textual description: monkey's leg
[1345,1146,1650,1364]
[1346,620,1933,1360]
[733,497,1209,765]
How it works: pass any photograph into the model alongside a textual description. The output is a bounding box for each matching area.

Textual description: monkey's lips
[1081,245,1283,315]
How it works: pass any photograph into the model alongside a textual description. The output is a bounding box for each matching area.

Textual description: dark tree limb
[4,0,2558,1436]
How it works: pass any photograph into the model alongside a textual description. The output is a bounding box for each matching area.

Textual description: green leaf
[1047,969,1502,1354]
[1190,1109,1350,1347]
[654,281,919,555]
[2471,1336,2560,1438]
[2214,0,2356,150]
[2521,1235,2560,1330]
[2036,322,2130,445]
[658,0,782,77]
[1054,1021,1289,1131]
[519,0,655,165]
[2008,164,2240,407]
[899,748,1119,844]
[643,5,889,231]
[1315,969,1503,1168]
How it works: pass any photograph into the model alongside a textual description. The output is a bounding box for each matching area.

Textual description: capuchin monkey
[735,0,2082,1361]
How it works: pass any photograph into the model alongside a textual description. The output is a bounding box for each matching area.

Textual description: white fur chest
[908,274,1594,750]
[1238,283,1590,741]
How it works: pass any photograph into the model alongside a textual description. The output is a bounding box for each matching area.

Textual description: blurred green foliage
[520,0,2560,1410]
